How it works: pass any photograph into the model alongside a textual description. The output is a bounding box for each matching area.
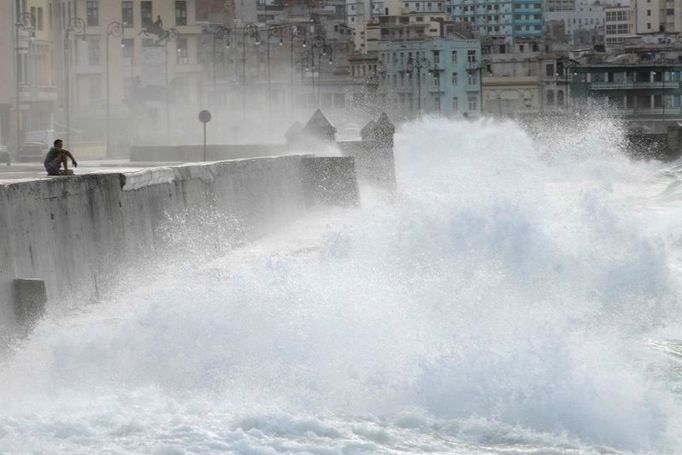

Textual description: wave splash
[1,116,682,453]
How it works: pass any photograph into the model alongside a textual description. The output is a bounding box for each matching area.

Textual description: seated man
[44,139,78,176]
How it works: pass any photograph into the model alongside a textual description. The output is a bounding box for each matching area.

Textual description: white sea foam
[1,116,682,454]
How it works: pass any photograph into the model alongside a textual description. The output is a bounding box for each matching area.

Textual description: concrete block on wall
[302,157,359,208]
[13,278,47,326]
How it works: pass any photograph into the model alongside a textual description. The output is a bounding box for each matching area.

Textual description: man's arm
[63,150,78,167]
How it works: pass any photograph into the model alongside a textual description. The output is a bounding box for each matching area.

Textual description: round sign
[199,110,212,123]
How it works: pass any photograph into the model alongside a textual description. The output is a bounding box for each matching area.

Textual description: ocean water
[2,116,682,454]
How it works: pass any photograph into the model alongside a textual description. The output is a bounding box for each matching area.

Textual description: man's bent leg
[45,158,61,175]
[60,154,69,171]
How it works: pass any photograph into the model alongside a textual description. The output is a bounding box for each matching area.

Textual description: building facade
[0,0,57,152]
[452,0,544,43]
[59,0,204,150]
[604,4,634,48]
[544,0,605,45]
[376,38,482,117]
[571,58,682,131]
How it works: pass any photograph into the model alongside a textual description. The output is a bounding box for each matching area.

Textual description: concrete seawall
[0,155,359,329]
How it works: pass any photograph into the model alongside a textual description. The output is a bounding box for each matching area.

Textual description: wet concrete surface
[0,160,182,185]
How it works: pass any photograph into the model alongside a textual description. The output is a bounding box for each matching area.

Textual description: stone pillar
[666,123,682,160]
[302,109,337,143]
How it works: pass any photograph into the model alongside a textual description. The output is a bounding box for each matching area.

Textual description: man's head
[54,139,63,148]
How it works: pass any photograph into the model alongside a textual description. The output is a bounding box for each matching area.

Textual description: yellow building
[59,0,204,152]
[0,0,56,152]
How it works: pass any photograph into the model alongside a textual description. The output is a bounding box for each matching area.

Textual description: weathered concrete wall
[0,155,358,329]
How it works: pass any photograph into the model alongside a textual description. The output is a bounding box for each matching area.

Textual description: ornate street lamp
[15,11,33,156]
[263,25,287,117]
[241,23,260,120]
[289,25,307,116]
[406,56,430,116]
[211,25,230,92]
[64,17,86,146]
[105,21,123,156]
[309,36,333,107]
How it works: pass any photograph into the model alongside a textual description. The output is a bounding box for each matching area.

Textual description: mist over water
[3,116,682,453]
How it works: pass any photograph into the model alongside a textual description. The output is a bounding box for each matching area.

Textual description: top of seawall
[0,157,308,190]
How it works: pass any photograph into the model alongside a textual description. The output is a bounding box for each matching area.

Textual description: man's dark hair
[54,139,63,146]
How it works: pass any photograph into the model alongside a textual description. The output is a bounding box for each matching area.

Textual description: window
[433,50,440,64]
[452,97,459,111]
[87,38,100,65]
[122,1,133,27]
[546,63,554,77]
[673,95,681,108]
[557,90,564,105]
[122,38,134,65]
[86,0,99,26]
[467,50,476,63]
[175,1,187,26]
[37,7,43,30]
[452,72,458,84]
[647,9,651,16]
[176,37,188,64]
[141,1,153,27]
[451,50,457,63]
[467,94,477,111]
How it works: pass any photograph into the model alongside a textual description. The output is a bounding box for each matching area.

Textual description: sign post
[198,110,212,161]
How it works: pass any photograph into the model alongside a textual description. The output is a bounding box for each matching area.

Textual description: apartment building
[545,0,575,12]
[52,0,204,149]
[632,0,682,34]
[544,0,605,45]
[604,4,634,47]
[0,0,57,151]
[376,37,482,117]
[571,59,682,129]
[452,0,544,43]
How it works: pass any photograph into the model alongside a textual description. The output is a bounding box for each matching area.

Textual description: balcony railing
[589,81,681,90]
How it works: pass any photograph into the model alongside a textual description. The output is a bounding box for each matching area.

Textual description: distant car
[0,145,10,166]
[17,141,49,162]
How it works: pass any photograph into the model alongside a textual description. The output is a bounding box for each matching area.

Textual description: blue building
[451,0,544,43]
[377,38,482,117]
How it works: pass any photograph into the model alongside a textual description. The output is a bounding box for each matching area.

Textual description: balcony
[589,81,681,90]
[466,60,480,70]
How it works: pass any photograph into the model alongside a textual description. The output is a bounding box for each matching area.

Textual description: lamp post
[105,21,123,156]
[64,17,86,147]
[263,25,287,118]
[162,30,177,143]
[406,56,430,117]
[309,36,332,108]
[428,62,443,113]
[211,25,230,93]
[289,25,307,116]
[15,11,33,157]
[241,23,260,120]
